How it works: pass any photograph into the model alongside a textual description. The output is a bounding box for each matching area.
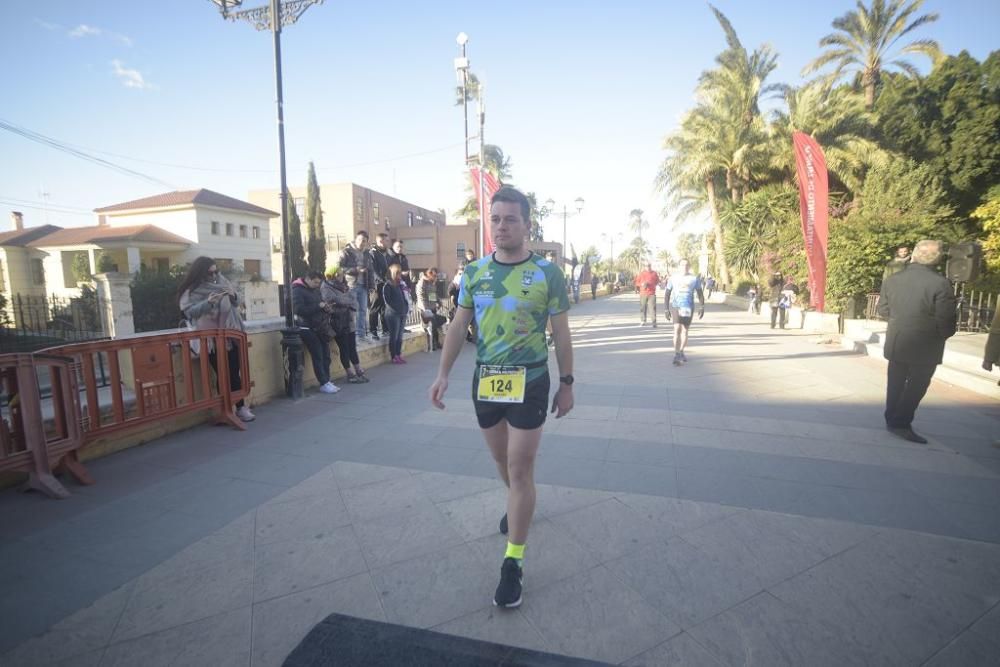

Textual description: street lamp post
[209,0,323,400]
[454,32,488,257]
[544,197,584,264]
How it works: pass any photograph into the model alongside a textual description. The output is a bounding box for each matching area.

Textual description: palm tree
[455,144,514,220]
[628,209,649,242]
[454,72,481,106]
[803,0,941,109]
[767,83,889,195]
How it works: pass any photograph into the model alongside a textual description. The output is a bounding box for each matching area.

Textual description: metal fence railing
[864,288,997,333]
[1,292,105,353]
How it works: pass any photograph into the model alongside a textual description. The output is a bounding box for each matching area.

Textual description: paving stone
[0,581,134,666]
[432,605,552,654]
[415,470,504,503]
[340,473,433,522]
[371,544,492,629]
[686,591,870,666]
[548,498,662,563]
[616,493,740,538]
[251,572,385,667]
[253,525,368,602]
[254,492,351,546]
[111,554,253,642]
[436,486,511,541]
[101,607,250,667]
[329,460,411,489]
[610,538,764,629]
[623,632,723,667]
[522,564,679,664]
[354,503,465,569]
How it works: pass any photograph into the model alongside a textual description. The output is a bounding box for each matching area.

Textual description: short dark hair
[356,230,369,239]
[376,232,389,240]
[491,186,530,222]
[390,237,400,245]
[306,270,324,280]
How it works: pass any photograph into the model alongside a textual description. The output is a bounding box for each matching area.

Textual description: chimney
[11,211,23,231]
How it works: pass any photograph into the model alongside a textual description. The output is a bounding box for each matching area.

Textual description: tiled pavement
[2,294,999,665]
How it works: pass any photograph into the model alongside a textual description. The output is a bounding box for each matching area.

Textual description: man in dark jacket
[292,271,338,394]
[876,240,957,443]
[338,231,372,338]
[367,232,391,340]
[882,245,910,282]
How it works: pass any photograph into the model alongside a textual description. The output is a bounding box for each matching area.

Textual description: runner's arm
[696,285,705,318]
[550,310,574,417]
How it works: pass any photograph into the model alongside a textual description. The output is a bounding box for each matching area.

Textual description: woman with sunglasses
[178,256,254,422]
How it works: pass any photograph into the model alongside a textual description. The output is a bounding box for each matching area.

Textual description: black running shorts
[669,307,694,327]
[472,369,550,430]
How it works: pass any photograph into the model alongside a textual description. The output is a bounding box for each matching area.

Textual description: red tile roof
[94,189,277,216]
[0,224,64,247]
[25,225,191,247]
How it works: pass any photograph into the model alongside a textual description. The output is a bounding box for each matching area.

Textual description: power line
[0,200,92,217]
[0,196,91,213]
[1,117,464,175]
[0,118,177,189]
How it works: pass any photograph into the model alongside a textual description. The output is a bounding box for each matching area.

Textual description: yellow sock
[505,542,525,563]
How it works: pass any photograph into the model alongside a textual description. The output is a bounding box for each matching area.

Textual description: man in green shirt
[429,186,575,608]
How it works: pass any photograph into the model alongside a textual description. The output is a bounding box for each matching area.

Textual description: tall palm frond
[803,0,941,108]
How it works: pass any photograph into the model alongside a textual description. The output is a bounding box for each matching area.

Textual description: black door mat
[283,613,613,666]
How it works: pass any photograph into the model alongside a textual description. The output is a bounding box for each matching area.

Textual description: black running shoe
[493,557,523,608]
[499,513,508,535]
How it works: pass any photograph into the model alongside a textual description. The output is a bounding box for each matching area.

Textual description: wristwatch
[559,374,574,386]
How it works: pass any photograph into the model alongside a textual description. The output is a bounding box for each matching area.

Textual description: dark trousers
[770,304,787,328]
[369,288,386,335]
[885,360,937,428]
[208,344,244,408]
[385,312,405,357]
[333,330,360,371]
[299,328,331,386]
[640,294,657,323]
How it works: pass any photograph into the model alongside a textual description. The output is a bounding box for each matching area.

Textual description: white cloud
[111,60,154,90]
[34,19,63,31]
[69,24,133,47]
[69,24,101,38]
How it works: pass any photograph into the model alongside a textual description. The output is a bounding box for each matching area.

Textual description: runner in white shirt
[664,259,705,366]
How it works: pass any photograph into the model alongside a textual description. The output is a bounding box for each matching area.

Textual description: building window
[225,223,234,236]
[239,225,248,238]
[30,258,44,285]
[407,211,414,227]
[154,258,169,273]
[406,238,435,254]
[244,259,261,277]
[456,242,466,259]
[216,258,234,274]
[211,221,220,235]
[373,202,380,225]
[0,259,6,292]
[252,226,261,240]
[294,197,305,217]
[355,197,363,223]
[272,238,282,253]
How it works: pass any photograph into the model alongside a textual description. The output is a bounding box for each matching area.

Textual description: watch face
[561,375,574,385]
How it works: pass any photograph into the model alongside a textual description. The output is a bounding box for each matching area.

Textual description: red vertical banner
[792,132,829,312]
[470,167,501,255]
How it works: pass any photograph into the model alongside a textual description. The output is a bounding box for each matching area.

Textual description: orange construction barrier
[0,328,252,498]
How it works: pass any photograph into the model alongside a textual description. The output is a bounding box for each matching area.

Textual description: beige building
[247,182,479,281]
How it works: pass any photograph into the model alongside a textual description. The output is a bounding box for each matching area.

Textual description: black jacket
[369,246,390,288]
[292,278,329,329]
[877,264,957,365]
[382,281,408,317]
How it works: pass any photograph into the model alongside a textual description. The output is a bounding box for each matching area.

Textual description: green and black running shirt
[458,252,569,382]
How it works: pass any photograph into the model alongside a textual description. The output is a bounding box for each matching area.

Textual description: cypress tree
[285,195,308,280]
[305,162,327,272]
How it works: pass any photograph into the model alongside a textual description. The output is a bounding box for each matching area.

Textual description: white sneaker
[236,405,256,422]
[319,382,340,394]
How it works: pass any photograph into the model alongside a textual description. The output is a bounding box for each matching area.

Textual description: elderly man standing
[876,240,957,444]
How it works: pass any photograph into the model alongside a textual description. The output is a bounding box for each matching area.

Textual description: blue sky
[2,0,998,257]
